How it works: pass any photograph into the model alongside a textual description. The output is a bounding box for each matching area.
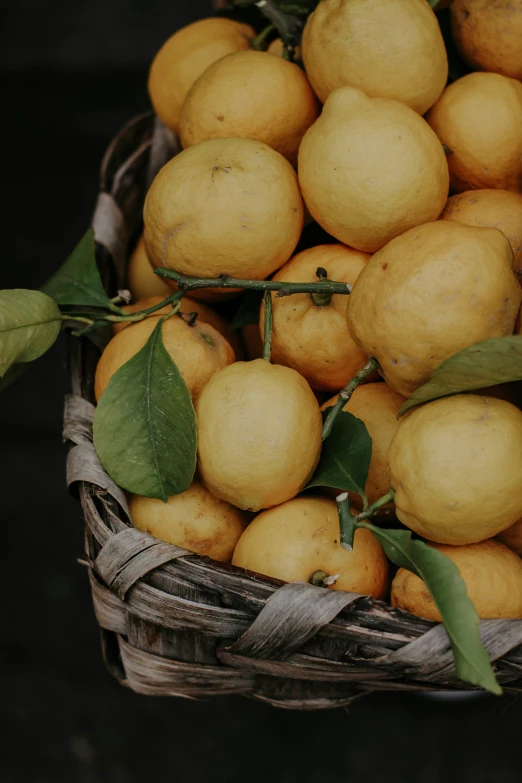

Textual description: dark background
[1,2,521,781]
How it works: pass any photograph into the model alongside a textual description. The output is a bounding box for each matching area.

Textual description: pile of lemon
[95,0,522,623]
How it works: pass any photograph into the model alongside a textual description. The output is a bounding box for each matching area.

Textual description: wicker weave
[64,112,522,709]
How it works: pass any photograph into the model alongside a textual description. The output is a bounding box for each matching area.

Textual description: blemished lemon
[232,496,389,598]
[127,236,172,300]
[196,359,322,511]
[127,234,237,304]
[392,540,522,620]
[301,0,447,114]
[130,479,246,562]
[112,295,243,360]
[260,244,370,391]
[179,50,319,166]
[346,221,521,397]
[94,315,234,402]
[148,18,254,134]
[321,383,405,508]
[388,395,522,545]
[143,137,304,281]
[427,72,522,193]
[441,189,522,279]
[298,87,449,253]
[450,0,522,81]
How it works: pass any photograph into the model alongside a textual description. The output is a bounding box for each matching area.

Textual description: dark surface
[2,4,522,782]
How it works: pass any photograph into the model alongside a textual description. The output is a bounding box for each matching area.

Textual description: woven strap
[94,528,190,600]
[226,582,361,659]
[63,394,94,444]
[92,192,127,280]
[375,619,522,682]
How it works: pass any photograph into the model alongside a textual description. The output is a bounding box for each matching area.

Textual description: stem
[156,269,352,297]
[355,489,396,523]
[337,492,357,552]
[255,0,303,46]
[322,357,380,440]
[262,290,273,362]
[251,23,275,50]
[310,266,332,307]
[309,570,340,588]
[60,314,95,326]
[71,291,185,337]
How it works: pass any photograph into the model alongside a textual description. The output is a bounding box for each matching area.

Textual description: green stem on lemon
[71,291,186,337]
[310,266,333,307]
[251,23,275,49]
[322,357,380,440]
[337,492,357,551]
[355,489,396,523]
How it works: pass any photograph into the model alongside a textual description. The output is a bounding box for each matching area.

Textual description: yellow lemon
[450,0,522,81]
[388,395,522,545]
[232,496,389,598]
[112,294,243,360]
[130,479,246,562]
[179,50,319,166]
[298,87,449,253]
[427,72,522,193]
[95,315,234,402]
[196,359,322,511]
[260,244,370,391]
[148,18,254,134]
[441,189,522,279]
[346,221,520,397]
[144,137,304,280]
[392,540,522,620]
[301,0,447,113]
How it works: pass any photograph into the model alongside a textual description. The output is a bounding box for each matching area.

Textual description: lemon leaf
[93,320,197,501]
[0,289,62,377]
[399,336,522,417]
[358,524,502,695]
[306,409,372,505]
[42,228,110,308]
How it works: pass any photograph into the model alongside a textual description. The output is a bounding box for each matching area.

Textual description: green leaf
[307,409,372,505]
[93,319,197,501]
[0,289,62,377]
[358,524,502,695]
[0,363,26,392]
[399,336,522,417]
[42,228,110,308]
[229,290,263,330]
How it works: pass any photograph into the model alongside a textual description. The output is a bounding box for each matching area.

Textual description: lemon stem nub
[337,492,356,551]
[311,266,333,306]
[310,570,332,587]
[262,290,273,362]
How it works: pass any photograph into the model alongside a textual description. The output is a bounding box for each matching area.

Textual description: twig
[322,358,380,439]
[156,269,352,297]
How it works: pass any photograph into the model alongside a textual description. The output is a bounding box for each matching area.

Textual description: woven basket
[64,112,522,709]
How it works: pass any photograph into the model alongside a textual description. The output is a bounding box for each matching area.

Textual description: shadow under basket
[64,112,522,709]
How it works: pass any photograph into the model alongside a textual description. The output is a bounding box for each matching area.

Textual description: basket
[64,113,522,709]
